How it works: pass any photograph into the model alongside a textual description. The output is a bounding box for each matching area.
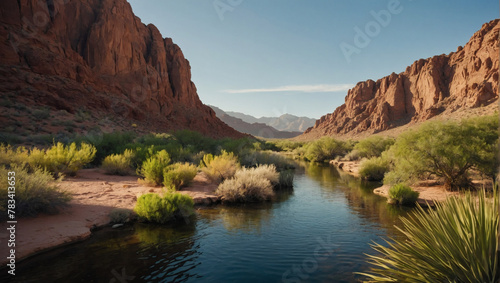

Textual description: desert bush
[240,151,295,171]
[216,166,276,203]
[304,137,349,163]
[219,137,256,155]
[201,150,239,183]
[77,131,136,166]
[352,136,395,159]
[32,107,51,120]
[163,163,198,189]
[270,140,305,152]
[0,144,29,167]
[359,156,390,181]
[278,169,295,189]
[360,190,498,282]
[28,142,96,177]
[236,164,279,185]
[0,165,71,217]
[138,150,171,186]
[134,192,194,224]
[0,133,23,145]
[101,149,135,175]
[387,183,419,206]
[108,208,134,223]
[383,116,498,190]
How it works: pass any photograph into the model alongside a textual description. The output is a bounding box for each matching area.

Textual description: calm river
[3,163,410,283]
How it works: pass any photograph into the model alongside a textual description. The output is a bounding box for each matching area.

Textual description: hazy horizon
[128,0,498,119]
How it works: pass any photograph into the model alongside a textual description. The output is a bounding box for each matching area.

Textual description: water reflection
[301,162,409,237]
[197,190,293,234]
[6,161,412,283]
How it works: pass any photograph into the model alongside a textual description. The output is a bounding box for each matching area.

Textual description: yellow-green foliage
[351,136,395,160]
[359,156,390,181]
[387,183,419,206]
[101,149,135,175]
[216,165,277,203]
[0,144,29,167]
[360,190,498,282]
[138,150,171,186]
[28,142,96,177]
[201,150,239,183]
[383,115,498,190]
[304,137,349,163]
[163,163,198,189]
[0,165,71,217]
[134,192,194,224]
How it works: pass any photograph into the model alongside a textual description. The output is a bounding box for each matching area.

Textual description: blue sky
[128,0,498,119]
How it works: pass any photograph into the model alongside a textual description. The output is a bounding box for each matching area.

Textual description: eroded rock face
[304,19,499,137]
[0,0,243,138]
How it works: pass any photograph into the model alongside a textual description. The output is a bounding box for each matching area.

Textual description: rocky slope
[0,0,243,140]
[210,106,302,138]
[302,19,499,139]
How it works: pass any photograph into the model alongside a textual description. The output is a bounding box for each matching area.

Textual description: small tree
[352,135,395,159]
[384,116,498,191]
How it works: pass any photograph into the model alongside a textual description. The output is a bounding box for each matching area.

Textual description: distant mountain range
[223,110,316,132]
[209,106,313,139]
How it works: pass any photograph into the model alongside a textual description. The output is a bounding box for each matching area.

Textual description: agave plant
[359,190,499,283]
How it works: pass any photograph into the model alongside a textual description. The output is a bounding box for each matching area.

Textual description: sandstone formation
[0,0,243,138]
[303,19,499,138]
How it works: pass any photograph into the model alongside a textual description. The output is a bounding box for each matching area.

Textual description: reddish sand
[0,169,219,265]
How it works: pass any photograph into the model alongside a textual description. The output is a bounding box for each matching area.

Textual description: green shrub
[28,142,96,177]
[32,107,51,120]
[77,131,136,166]
[240,151,295,171]
[0,165,71,217]
[278,169,294,189]
[352,136,395,159]
[163,163,198,189]
[304,137,349,163]
[138,150,171,186]
[108,208,134,223]
[359,156,390,181]
[384,116,498,190]
[360,190,498,282]
[101,149,135,175]
[134,192,194,224]
[387,183,419,206]
[201,150,239,183]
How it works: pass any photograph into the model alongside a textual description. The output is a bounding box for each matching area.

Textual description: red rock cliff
[0,0,243,138]
[303,19,499,137]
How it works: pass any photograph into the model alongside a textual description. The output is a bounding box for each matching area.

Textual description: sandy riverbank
[0,169,219,265]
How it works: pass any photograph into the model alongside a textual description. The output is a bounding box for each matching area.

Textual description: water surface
[4,163,410,282]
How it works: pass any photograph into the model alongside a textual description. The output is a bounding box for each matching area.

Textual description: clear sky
[128,0,498,119]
